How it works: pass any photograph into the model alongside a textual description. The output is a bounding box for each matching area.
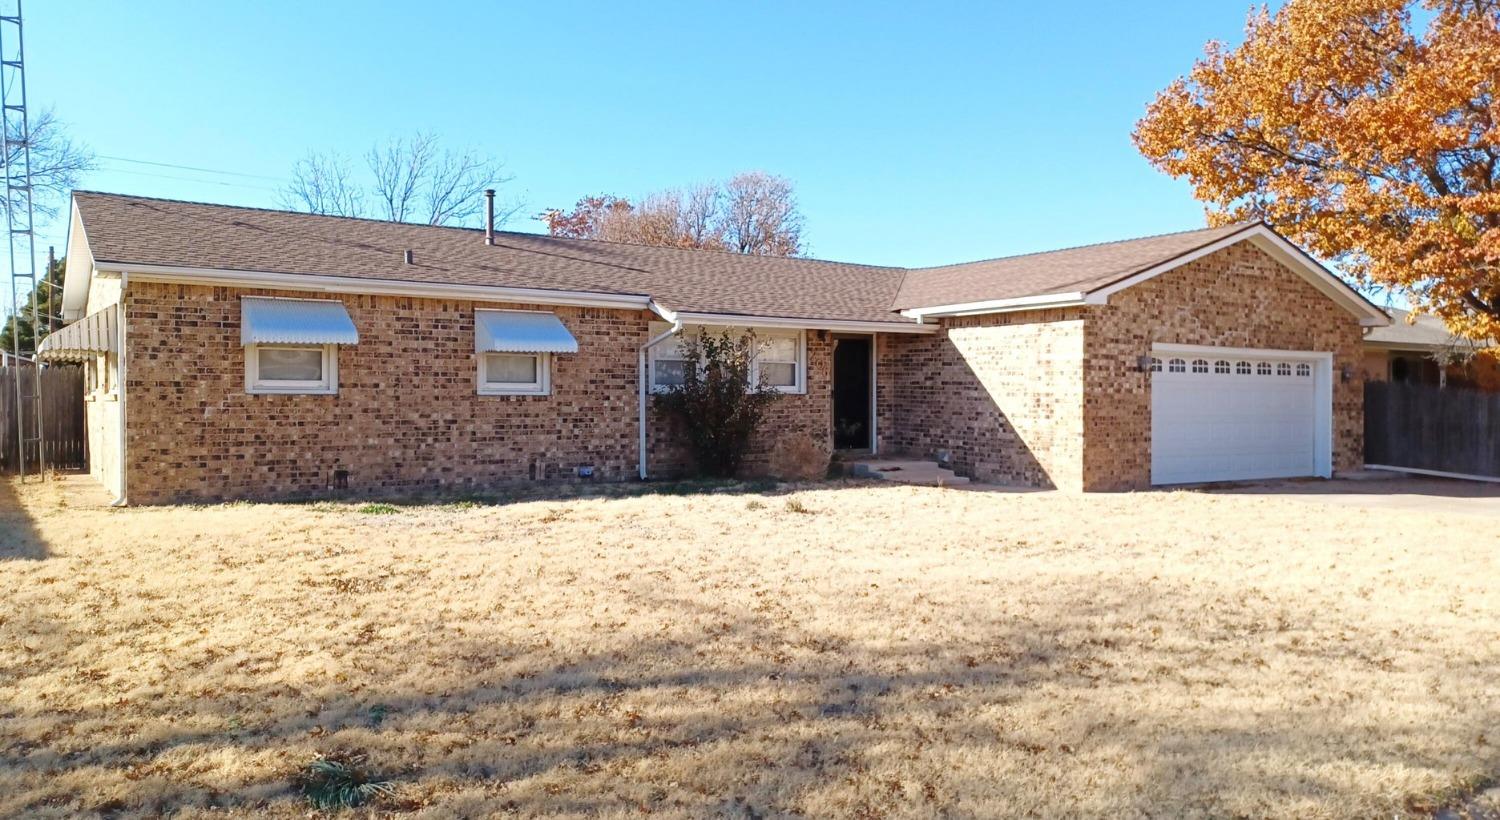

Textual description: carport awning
[37,306,116,362]
[241,297,358,346]
[475,310,578,354]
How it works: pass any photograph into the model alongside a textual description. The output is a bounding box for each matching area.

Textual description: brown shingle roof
[1364,308,1492,349]
[891,221,1257,310]
[73,192,910,324]
[72,192,1279,323]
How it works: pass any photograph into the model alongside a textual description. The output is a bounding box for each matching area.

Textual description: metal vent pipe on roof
[403,249,414,265]
[484,189,496,246]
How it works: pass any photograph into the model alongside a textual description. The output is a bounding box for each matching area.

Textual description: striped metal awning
[37,306,117,362]
[241,297,359,346]
[475,310,578,354]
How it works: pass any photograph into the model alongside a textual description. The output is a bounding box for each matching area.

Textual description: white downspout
[111,274,128,506]
[638,318,681,480]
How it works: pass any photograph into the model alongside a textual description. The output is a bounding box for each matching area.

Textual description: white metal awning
[241,297,359,346]
[475,310,578,354]
[37,305,117,362]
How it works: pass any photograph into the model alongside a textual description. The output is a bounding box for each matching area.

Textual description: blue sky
[31,1,1265,273]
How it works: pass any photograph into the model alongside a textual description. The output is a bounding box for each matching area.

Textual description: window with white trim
[649,324,806,394]
[754,331,803,392]
[651,333,692,391]
[479,351,550,395]
[245,344,337,395]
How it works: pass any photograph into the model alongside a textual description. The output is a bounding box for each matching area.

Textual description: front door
[832,337,872,450]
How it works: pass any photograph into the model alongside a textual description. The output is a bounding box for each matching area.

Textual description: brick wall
[885,309,1086,489]
[1081,242,1365,490]
[645,331,833,479]
[124,283,652,503]
[122,283,837,503]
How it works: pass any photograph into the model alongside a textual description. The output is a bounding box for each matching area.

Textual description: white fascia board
[668,310,937,334]
[61,201,95,321]
[899,292,1087,319]
[1083,224,1391,327]
[1151,342,1335,361]
[102,262,655,311]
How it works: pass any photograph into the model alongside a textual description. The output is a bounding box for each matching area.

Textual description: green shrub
[654,329,780,478]
[357,503,400,515]
[296,752,395,811]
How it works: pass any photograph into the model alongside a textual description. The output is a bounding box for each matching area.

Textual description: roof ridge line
[908,220,1260,272]
[70,189,906,272]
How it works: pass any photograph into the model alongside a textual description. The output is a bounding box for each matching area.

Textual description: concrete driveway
[1211,472,1500,519]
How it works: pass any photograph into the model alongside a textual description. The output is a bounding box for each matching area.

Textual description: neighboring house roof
[891,221,1254,310]
[64,191,1390,329]
[1364,307,1491,351]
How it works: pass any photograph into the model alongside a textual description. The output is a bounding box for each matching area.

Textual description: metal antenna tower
[1,0,43,480]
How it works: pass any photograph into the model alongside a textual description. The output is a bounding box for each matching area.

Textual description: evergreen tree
[0,254,65,359]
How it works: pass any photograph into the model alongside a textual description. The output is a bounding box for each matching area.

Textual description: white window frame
[478,350,551,396]
[245,343,338,395]
[647,323,806,395]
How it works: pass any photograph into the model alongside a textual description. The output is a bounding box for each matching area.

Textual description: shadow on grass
[0,477,49,560]
[7,590,1499,817]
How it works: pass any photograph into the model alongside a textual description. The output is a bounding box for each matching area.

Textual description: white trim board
[899,292,1087,320]
[104,262,656,311]
[664,310,936,335]
[1364,464,1500,484]
[1087,225,1388,326]
[900,224,1391,327]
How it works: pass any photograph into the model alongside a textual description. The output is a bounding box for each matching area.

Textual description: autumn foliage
[1134,0,1500,339]
[538,172,804,257]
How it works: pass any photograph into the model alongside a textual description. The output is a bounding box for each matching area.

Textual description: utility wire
[96,154,285,182]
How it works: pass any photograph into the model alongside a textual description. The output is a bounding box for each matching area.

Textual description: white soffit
[240,297,359,345]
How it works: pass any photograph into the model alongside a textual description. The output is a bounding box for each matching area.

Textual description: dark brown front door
[833,337,872,450]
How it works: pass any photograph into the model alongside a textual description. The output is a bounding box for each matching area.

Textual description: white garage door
[1151,349,1328,485]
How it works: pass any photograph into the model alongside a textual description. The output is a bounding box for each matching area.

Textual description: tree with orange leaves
[1134,0,1500,339]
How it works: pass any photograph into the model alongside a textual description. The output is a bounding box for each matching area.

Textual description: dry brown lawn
[2,475,1498,819]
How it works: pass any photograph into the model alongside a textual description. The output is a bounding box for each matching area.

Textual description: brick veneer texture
[1081,242,1364,490]
[122,283,841,503]
[883,243,1363,491]
[885,309,1087,489]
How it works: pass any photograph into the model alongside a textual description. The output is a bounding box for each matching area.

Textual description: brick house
[40,191,1389,504]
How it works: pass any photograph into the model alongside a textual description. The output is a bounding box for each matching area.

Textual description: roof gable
[64,192,1389,329]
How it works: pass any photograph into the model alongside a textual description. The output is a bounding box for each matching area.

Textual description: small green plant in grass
[357,503,400,515]
[745,499,766,511]
[297,752,396,811]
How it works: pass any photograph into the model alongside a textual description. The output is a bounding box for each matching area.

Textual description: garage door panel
[1151,351,1323,485]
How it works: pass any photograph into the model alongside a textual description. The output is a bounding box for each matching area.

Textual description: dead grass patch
[0,476,1497,817]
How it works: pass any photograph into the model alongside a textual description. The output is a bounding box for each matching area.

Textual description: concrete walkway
[1211,473,1500,520]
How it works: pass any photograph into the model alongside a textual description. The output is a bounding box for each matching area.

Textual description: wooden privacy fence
[1365,381,1500,479]
[0,365,86,474]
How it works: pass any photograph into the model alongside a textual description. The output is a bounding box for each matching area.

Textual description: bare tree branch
[1,108,94,223]
[284,133,518,227]
[366,133,436,223]
[279,151,365,218]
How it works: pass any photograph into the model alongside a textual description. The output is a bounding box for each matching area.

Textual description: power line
[94,164,282,193]
[97,154,286,182]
